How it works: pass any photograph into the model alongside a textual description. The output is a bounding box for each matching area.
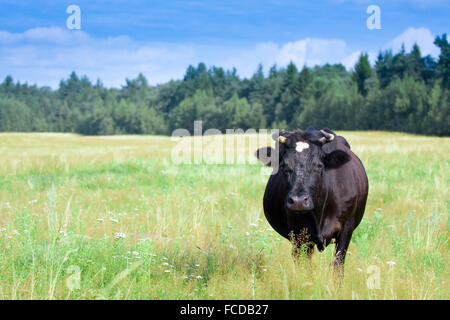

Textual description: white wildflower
[115,232,126,239]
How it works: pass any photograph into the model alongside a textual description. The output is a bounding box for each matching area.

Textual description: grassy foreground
[0,131,448,300]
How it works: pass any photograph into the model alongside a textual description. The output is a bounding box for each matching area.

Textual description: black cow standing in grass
[255,128,368,276]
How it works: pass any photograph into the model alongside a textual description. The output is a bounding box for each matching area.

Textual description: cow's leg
[332,225,354,278]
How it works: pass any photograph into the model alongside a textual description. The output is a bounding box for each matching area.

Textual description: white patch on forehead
[295,141,309,153]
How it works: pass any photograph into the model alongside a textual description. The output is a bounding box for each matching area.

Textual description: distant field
[0,131,448,299]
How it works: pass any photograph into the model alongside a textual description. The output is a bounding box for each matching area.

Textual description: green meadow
[0,131,448,299]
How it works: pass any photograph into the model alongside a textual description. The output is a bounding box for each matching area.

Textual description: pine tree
[352,53,372,96]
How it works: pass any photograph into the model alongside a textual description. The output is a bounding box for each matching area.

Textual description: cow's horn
[319,130,334,144]
[272,130,287,142]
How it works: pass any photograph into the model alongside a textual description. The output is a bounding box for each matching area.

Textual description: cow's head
[255,128,350,213]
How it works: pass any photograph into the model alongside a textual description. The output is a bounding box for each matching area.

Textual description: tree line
[0,34,448,136]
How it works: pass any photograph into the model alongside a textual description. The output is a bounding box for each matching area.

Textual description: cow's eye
[314,163,324,172]
[280,163,292,174]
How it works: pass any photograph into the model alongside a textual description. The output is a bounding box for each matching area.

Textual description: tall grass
[0,132,448,299]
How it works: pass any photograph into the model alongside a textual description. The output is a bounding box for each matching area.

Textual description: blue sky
[0,0,448,88]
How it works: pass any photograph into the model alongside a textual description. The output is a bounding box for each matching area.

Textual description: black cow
[255,128,368,276]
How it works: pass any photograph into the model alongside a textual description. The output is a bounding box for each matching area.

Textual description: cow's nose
[286,194,314,211]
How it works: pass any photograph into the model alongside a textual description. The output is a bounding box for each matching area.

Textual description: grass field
[0,131,448,300]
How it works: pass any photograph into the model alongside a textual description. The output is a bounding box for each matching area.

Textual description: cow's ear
[255,147,275,166]
[323,150,350,169]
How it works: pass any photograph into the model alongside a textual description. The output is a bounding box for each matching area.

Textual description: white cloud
[2,28,360,88]
[0,27,90,45]
[387,27,440,57]
[275,38,348,67]
[0,27,196,88]
[209,38,355,75]
[0,26,442,88]
[329,0,447,8]
[341,51,362,70]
